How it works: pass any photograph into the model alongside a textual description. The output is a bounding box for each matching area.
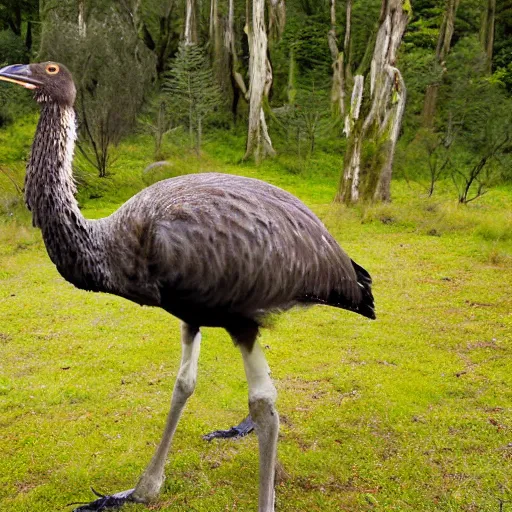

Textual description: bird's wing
[140,176,365,317]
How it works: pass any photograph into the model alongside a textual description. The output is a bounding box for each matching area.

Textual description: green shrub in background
[0,29,35,127]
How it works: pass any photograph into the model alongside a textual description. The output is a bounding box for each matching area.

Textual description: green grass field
[1,128,511,511]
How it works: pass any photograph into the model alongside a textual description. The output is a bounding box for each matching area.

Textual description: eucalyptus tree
[421,0,461,128]
[184,0,198,45]
[244,0,278,162]
[328,0,351,119]
[481,0,496,73]
[335,0,410,203]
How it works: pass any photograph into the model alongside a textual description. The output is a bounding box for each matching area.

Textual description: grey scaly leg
[238,336,279,512]
[73,322,201,511]
[132,322,201,501]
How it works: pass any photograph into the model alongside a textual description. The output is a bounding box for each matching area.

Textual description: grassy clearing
[0,127,511,511]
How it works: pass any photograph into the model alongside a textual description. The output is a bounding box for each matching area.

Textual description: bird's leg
[131,322,201,502]
[239,340,279,512]
[73,323,201,511]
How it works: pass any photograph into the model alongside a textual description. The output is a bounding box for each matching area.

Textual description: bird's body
[0,61,375,512]
[96,173,373,327]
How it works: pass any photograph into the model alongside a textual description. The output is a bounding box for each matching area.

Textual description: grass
[0,125,511,511]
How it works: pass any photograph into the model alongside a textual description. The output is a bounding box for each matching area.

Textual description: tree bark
[268,0,286,42]
[78,0,86,38]
[336,0,409,204]
[184,0,198,45]
[225,0,248,123]
[328,0,345,119]
[210,0,231,101]
[244,0,276,162]
[329,0,353,121]
[480,0,496,73]
[422,0,460,127]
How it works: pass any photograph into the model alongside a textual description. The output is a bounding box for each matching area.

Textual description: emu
[0,62,375,512]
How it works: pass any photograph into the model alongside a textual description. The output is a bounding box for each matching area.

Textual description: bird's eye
[46,64,60,75]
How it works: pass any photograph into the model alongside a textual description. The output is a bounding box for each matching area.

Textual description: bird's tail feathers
[350,260,375,319]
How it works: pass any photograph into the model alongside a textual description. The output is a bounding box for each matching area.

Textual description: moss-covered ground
[0,126,511,511]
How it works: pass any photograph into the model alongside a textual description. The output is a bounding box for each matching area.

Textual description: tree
[136,0,181,77]
[421,0,461,127]
[244,0,277,162]
[225,0,249,123]
[480,0,496,73]
[274,79,332,158]
[164,42,222,153]
[328,0,351,120]
[40,1,154,177]
[0,0,38,58]
[209,0,232,107]
[336,0,410,204]
[184,0,198,45]
[440,37,512,203]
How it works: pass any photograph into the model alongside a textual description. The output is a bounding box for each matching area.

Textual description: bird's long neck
[25,102,108,290]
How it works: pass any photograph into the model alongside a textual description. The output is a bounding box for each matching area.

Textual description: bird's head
[0,62,76,107]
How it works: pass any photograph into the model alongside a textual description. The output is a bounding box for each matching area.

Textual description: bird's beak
[0,64,43,90]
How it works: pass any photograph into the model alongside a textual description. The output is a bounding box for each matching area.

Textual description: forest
[0,0,511,511]
[0,0,510,200]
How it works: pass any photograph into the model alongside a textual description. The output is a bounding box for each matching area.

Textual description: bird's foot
[202,415,255,441]
[71,488,137,511]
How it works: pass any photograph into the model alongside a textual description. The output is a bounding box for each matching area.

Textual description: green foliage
[39,1,155,177]
[397,129,453,197]
[494,0,512,91]
[400,48,440,129]
[163,42,223,153]
[0,29,27,64]
[0,29,35,126]
[437,37,512,201]
[273,79,334,158]
[403,0,442,50]
[0,0,38,59]
[291,21,331,77]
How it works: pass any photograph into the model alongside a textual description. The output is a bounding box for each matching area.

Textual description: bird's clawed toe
[202,415,255,441]
[71,488,137,511]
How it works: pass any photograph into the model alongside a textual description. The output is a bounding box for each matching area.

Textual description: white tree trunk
[78,0,86,38]
[244,0,276,162]
[184,0,197,45]
[268,0,286,41]
[226,0,248,98]
[209,0,216,41]
[337,0,409,203]
[329,0,352,120]
[328,0,345,119]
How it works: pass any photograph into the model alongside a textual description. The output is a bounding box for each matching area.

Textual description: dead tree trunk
[210,0,232,103]
[480,0,496,73]
[422,0,460,127]
[268,0,286,42]
[184,0,198,45]
[328,0,345,119]
[225,0,249,123]
[328,0,353,120]
[78,0,86,38]
[244,0,276,162]
[336,0,409,204]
